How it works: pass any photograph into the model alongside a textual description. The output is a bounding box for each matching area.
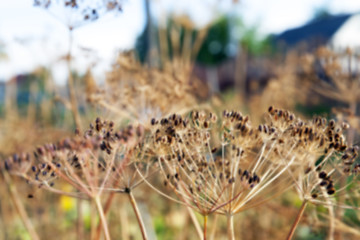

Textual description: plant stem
[186,206,203,239]
[286,200,308,240]
[94,192,115,240]
[94,196,111,240]
[227,214,235,240]
[209,214,218,240]
[203,215,208,240]
[119,204,130,240]
[67,28,82,131]
[1,169,40,240]
[90,200,97,240]
[76,198,84,240]
[128,191,148,240]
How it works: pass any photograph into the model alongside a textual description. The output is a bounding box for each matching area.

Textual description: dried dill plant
[298,46,360,239]
[86,51,207,126]
[247,52,313,122]
[34,0,124,131]
[302,47,360,105]
[86,13,212,125]
[264,106,360,239]
[4,117,148,240]
[33,0,123,29]
[137,109,297,240]
[298,47,360,141]
[1,154,40,240]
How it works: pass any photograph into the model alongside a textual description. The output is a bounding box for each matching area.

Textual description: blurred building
[275,13,360,52]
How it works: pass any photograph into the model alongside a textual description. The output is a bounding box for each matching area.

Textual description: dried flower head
[265,106,359,208]
[87,52,207,126]
[7,118,146,199]
[138,109,295,216]
[34,0,123,29]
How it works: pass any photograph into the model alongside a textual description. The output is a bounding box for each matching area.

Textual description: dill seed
[318,171,327,179]
[327,189,335,195]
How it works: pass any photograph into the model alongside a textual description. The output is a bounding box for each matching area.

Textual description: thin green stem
[286,200,308,240]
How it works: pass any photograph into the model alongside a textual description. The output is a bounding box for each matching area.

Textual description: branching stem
[286,200,308,240]
[128,191,148,240]
[94,196,111,240]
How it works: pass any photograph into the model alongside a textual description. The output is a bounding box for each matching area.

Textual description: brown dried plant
[34,0,123,131]
[264,106,360,240]
[86,51,208,127]
[34,0,123,29]
[86,14,212,126]
[4,117,150,240]
[288,47,360,238]
[300,47,360,109]
[137,109,303,240]
[0,78,70,240]
[298,47,360,149]
[4,104,360,239]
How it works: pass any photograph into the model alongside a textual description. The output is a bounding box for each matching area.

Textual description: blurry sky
[1,0,360,84]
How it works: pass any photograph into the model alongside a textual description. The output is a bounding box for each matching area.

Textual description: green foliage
[135,23,150,64]
[241,30,274,56]
[196,16,231,65]
[154,215,172,239]
[295,103,332,117]
[297,226,326,240]
[135,14,273,67]
[344,209,360,226]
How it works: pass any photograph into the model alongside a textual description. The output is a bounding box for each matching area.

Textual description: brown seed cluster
[142,110,294,215]
[4,153,32,175]
[4,117,146,198]
[86,52,206,126]
[4,107,360,215]
[137,107,360,214]
[264,106,360,202]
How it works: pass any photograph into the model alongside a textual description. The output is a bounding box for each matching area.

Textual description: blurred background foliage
[1,1,360,240]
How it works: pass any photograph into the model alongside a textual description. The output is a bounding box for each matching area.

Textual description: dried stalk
[94,192,115,240]
[286,200,307,240]
[186,205,204,240]
[1,169,40,240]
[76,198,84,240]
[128,191,148,240]
[67,29,82,131]
[94,196,111,240]
[227,214,235,240]
[203,215,208,240]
